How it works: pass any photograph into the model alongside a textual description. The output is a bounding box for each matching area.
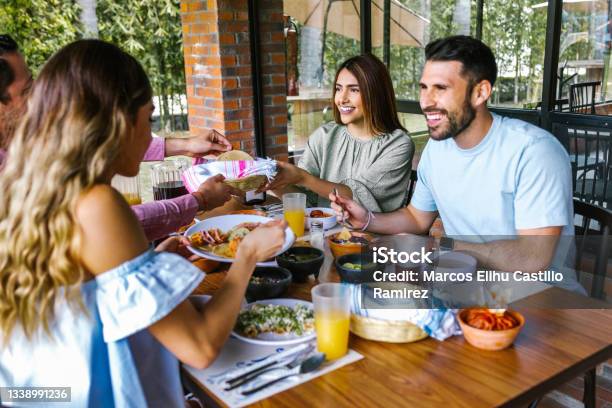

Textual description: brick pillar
[258,1,288,162]
[180,0,288,161]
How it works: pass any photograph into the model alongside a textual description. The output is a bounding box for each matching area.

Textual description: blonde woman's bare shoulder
[76,184,149,275]
[76,184,130,227]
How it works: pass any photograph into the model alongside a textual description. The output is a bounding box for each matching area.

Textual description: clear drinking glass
[111,175,142,206]
[311,283,351,360]
[151,159,190,200]
[283,192,306,237]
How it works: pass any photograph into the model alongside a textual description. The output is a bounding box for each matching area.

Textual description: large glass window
[552,0,612,115]
[398,112,429,167]
[372,0,475,100]
[370,0,547,108]
[283,0,361,153]
[371,0,474,163]
[483,0,547,109]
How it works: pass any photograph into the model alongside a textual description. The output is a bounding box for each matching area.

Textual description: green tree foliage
[0,0,81,74]
[430,0,458,39]
[97,0,186,132]
[323,32,360,85]
[311,0,551,107]
[0,0,186,132]
[480,0,546,106]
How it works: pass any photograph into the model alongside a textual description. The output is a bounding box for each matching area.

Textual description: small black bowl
[246,267,292,301]
[335,253,381,284]
[276,246,324,283]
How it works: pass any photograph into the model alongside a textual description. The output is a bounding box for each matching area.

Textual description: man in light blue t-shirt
[330,35,583,293]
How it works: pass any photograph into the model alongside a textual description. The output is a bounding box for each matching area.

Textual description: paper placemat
[183,338,363,407]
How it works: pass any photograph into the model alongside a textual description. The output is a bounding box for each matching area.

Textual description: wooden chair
[573,198,612,300]
[569,81,600,115]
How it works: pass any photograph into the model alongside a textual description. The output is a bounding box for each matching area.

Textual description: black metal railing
[551,113,612,208]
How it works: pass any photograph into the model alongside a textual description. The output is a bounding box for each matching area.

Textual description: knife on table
[223,343,309,387]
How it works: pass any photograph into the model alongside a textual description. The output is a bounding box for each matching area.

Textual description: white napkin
[181,158,277,193]
[183,338,362,408]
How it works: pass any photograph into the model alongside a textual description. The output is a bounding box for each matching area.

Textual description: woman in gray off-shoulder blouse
[262,54,414,212]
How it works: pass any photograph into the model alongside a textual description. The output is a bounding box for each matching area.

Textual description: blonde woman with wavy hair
[0,39,286,407]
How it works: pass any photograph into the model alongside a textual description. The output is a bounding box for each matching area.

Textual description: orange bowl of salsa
[327,229,372,258]
[457,308,525,351]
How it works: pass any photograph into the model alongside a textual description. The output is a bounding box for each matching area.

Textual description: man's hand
[165,129,232,158]
[186,129,232,158]
[429,218,445,239]
[329,191,368,230]
[259,161,306,192]
[192,174,243,211]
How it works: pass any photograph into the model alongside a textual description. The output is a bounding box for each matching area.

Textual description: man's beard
[426,95,476,141]
[0,102,24,150]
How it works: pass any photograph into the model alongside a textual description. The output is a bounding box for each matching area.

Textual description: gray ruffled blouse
[298,122,414,212]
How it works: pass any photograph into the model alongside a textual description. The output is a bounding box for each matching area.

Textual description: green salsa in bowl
[335,253,380,283]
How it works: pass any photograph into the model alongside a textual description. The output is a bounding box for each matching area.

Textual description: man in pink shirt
[135,131,242,240]
[0,35,239,241]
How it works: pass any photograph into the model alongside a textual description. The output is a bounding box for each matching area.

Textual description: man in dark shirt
[0,34,32,155]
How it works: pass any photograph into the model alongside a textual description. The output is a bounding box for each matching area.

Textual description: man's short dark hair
[0,35,18,104]
[0,35,18,55]
[0,58,14,104]
[425,35,497,87]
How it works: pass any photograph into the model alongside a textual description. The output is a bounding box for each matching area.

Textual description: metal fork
[334,188,354,229]
[254,203,283,211]
[224,345,314,391]
[240,352,325,396]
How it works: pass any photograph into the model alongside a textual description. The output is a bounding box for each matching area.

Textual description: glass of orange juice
[111,175,142,206]
[282,192,306,237]
[311,283,351,360]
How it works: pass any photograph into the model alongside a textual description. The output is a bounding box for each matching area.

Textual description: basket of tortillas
[346,283,461,342]
[181,150,277,193]
[350,314,428,343]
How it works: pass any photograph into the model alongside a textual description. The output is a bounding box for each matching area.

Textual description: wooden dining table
[182,199,612,408]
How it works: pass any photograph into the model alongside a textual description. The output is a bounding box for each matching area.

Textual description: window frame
[257,0,584,156]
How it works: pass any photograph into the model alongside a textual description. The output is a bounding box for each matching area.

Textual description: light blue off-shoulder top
[0,248,204,407]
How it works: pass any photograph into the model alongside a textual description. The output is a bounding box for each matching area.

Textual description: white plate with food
[185,215,295,266]
[305,207,337,230]
[232,298,316,346]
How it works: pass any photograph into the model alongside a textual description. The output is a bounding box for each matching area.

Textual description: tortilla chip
[224,175,268,192]
[337,228,352,241]
[217,150,253,161]
[217,150,270,191]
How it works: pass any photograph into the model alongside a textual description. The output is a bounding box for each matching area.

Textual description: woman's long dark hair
[332,53,406,135]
